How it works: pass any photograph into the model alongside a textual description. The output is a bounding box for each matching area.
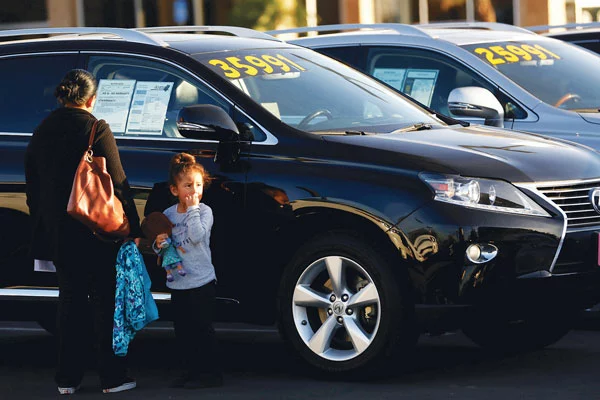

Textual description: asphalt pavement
[2,320,600,399]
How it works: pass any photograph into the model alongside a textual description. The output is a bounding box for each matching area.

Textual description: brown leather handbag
[67,120,130,238]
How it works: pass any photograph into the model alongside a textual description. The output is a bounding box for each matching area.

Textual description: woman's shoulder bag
[67,119,131,238]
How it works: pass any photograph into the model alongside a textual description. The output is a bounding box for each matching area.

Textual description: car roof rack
[136,26,281,41]
[526,21,600,33]
[267,23,430,38]
[417,21,534,34]
[0,27,165,46]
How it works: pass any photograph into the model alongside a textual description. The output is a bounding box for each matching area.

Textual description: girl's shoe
[166,273,174,282]
[177,268,186,276]
[102,378,136,393]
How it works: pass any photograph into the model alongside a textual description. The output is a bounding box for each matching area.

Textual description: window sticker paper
[92,79,136,133]
[403,69,439,107]
[372,68,407,92]
[125,82,174,136]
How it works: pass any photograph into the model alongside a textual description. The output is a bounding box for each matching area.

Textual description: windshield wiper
[392,123,433,133]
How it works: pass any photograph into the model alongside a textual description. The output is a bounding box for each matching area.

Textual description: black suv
[2,26,600,374]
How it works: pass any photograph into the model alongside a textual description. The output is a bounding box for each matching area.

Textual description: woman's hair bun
[54,69,97,106]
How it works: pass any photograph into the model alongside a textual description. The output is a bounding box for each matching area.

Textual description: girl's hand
[156,233,169,248]
[185,193,200,208]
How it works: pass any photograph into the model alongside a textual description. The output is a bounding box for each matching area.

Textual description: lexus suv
[1,26,600,375]
[274,23,600,151]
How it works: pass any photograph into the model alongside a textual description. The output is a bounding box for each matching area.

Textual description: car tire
[462,312,574,353]
[278,231,416,375]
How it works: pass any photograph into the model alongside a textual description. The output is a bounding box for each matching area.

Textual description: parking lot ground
[2,320,600,399]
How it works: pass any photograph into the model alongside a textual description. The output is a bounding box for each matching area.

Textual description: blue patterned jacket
[113,240,159,356]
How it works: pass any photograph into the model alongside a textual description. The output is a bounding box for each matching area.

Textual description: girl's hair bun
[171,152,196,166]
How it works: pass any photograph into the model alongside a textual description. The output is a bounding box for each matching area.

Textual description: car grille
[537,179,600,231]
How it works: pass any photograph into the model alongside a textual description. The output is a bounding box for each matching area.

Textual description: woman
[25,69,142,395]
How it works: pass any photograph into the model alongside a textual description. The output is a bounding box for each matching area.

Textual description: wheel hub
[332,301,345,316]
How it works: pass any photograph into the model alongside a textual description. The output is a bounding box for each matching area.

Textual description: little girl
[154,152,222,389]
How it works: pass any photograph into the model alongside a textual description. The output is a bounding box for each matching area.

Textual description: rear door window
[0,54,78,133]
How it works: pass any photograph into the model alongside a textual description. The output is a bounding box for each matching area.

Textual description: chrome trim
[176,122,215,132]
[514,177,600,187]
[518,270,552,279]
[0,132,32,136]
[81,51,278,145]
[0,51,79,59]
[516,183,567,273]
[0,288,239,304]
[0,27,165,47]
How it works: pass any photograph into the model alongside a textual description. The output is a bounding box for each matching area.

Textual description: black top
[25,107,142,260]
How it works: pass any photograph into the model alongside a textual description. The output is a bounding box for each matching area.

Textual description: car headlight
[419,173,550,217]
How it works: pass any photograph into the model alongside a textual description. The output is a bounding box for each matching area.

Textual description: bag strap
[87,120,99,149]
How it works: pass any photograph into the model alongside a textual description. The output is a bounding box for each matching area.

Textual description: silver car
[271,23,600,150]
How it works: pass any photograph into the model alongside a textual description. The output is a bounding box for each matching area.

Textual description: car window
[364,47,527,120]
[86,55,269,141]
[461,39,600,110]
[195,48,438,134]
[0,54,78,133]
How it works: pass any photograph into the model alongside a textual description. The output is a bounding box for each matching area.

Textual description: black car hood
[322,125,600,183]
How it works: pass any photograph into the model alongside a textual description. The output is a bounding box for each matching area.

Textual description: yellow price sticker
[471,43,561,65]
[207,53,306,79]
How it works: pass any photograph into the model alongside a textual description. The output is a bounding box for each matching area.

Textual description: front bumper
[396,199,600,313]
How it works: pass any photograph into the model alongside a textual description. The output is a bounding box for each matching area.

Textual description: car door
[84,54,248,317]
[0,53,79,297]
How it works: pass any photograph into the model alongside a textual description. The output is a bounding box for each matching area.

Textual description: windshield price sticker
[207,54,306,79]
[471,43,561,66]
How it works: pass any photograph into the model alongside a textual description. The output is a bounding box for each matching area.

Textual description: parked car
[272,22,600,151]
[2,26,600,375]
[528,22,600,55]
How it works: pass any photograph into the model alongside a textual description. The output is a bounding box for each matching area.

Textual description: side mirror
[448,87,504,128]
[177,105,239,141]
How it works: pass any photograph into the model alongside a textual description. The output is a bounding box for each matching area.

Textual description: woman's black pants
[54,222,127,388]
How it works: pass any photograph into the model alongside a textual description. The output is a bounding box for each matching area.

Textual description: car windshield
[194,47,439,133]
[461,39,600,111]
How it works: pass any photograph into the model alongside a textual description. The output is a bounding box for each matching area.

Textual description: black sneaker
[183,373,223,389]
[102,378,136,394]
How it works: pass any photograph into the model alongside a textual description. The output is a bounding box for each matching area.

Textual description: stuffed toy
[141,212,186,282]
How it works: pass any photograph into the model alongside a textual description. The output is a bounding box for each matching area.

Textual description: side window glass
[0,54,77,133]
[318,46,366,72]
[87,56,230,139]
[366,47,527,120]
[232,109,267,142]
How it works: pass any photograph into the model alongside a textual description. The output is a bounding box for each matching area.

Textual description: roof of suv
[0,26,291,55]
[272,22,542,48]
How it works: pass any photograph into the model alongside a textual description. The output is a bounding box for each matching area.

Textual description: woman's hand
[156,233,169,248]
